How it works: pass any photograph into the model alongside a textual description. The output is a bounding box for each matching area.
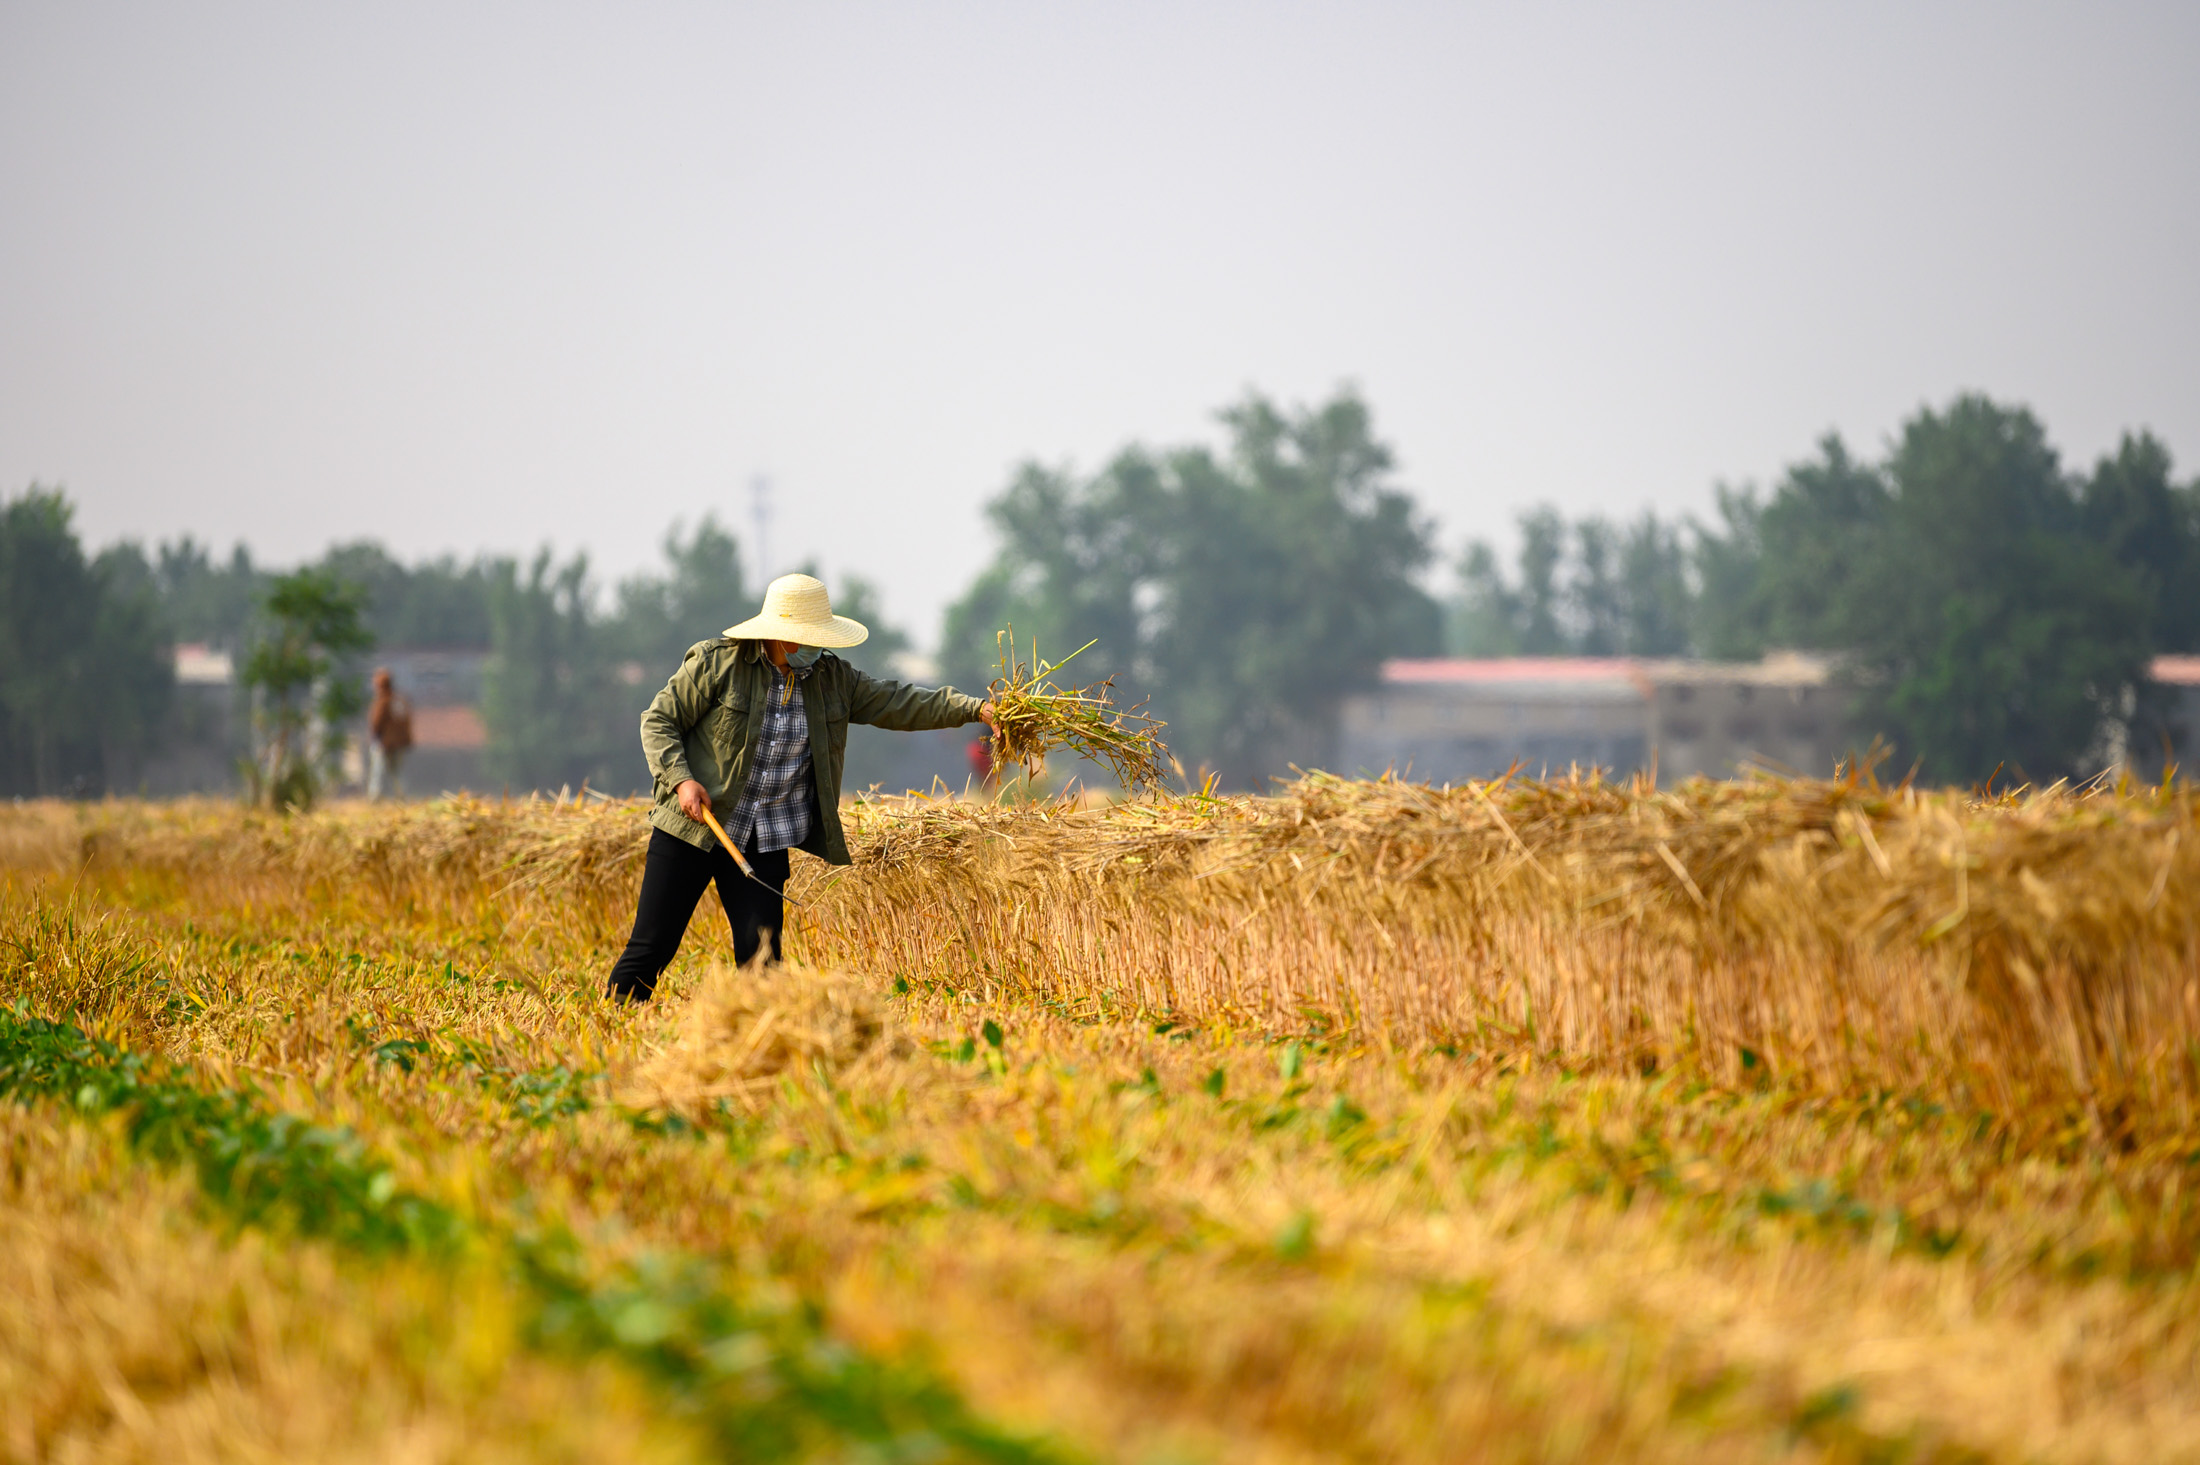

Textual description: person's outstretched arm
[846,667,986,731]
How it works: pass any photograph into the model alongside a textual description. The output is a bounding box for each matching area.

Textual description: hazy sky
[4,2,2195,647]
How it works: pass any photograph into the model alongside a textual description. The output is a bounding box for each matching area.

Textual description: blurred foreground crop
[4,776,2199,1462]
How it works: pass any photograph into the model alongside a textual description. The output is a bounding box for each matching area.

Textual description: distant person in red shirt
[967,730,997,790]
[366,668,413,800]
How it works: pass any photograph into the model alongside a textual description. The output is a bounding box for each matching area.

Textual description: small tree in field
[241,569,371,809]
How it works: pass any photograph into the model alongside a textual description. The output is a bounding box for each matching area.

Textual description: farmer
[605,572,996,1002]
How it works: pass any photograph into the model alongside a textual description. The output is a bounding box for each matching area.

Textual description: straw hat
[723,573,869,648]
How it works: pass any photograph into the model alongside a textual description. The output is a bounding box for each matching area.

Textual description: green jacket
[639,638,985,865]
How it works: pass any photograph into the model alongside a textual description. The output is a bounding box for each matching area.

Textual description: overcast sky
[4,2,2195,647]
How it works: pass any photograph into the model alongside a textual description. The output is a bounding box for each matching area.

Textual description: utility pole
[749,474,773,588]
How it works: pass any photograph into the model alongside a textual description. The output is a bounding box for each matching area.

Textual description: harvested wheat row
[29,794,657,926]
[10,771,2196,1140]
[799,771,2200,1142]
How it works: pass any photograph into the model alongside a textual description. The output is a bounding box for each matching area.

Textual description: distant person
[606,573,997,1002]
[966,730,997,789]
[366,668,412,801]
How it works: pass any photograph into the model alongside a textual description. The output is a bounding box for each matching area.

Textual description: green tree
[239,568,372,809]
[0,489,101,793]
[154,537,264,650]
[0,489,174,796]
[1512,508,1568,654]
[1159,394,1440,779]
[1451,506,1693,658]
[938,559,1036,693]
[1448,541,1523,656]
[1843,396,2149,783]
[942,390,1439,785]
[1756,435,1891,651]
[611,516,751,675]
[87,542,179,785]
[1689,439,1888,663]
[1617,512,1693,655]
[939,452,1173,703]
[2081,433,2200,767]
[2081,432,2200,652]
[316,541,495,648]
[1569,517,1624,655]
[1690,485,1765,660]
[484,549,626,792]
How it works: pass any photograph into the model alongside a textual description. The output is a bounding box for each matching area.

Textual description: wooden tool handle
[690,798,803,907]
[693,804,754,875]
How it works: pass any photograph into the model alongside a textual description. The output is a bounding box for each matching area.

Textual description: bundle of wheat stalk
[621,960,902,1117]
[985,628,1168,791]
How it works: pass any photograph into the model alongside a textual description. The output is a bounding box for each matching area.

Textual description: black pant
[606,828,790,1001]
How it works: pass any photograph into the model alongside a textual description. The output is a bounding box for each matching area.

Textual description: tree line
[0,490,170,796]
[1451,397,2199,782]
[942,390,2197,786]
[0,506,908,797]
[3,388,2195,796]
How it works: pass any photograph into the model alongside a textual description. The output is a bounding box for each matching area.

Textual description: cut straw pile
[985,628,1168,791]
[621,961,901,1117]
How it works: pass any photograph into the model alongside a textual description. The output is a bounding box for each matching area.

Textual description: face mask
[786,645,824,669]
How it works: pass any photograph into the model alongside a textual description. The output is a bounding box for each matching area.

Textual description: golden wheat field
[3,772,2199,1463]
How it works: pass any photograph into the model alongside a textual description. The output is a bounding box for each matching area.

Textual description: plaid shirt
[724,661,815,854]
